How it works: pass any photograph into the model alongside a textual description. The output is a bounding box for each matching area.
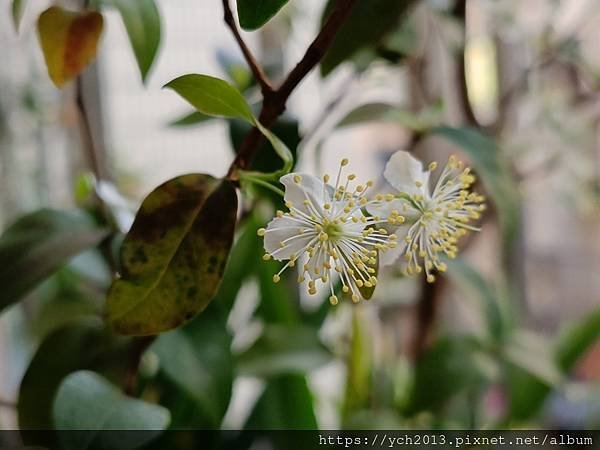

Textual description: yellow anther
[427,274,436,283]
[329,295,339,306]
[257,228,266,236]
[272,274,281,283]
[263,254,272,261]
[297,275,305,283]
[348,174,356,181]
[428,161,438,172]
[415,181,422,188]
[293,175,302,183]
[341,158,349,166]
[324,203,331,210]
[276,210,284,217]
[323,174,330,183]
[342,285,349,293]
[351,294,360,303]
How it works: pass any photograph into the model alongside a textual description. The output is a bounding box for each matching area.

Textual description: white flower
[368,151,486,282]
[258,159,401,304]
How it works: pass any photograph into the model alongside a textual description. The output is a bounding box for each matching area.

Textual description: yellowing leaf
[106,175,238,336]
[37,6,104,87]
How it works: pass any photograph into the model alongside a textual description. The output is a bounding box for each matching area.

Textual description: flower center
[323,222,343,241]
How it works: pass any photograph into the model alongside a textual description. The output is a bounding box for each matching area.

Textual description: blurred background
[0,0,599,433]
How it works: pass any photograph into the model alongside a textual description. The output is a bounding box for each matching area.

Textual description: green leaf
[0,209,108,314]
[168,110,213,127]
[166,74,294,178]
[337,103,396,128]
[407,337,490,414]
[12,0,26,31]
[18,323,133,429]
[245,374,318,429]
[445,258,508,343]
[503,331,562,423]
[164,74,254,123]
[431,126,520,245]
[241,121,294,179]
[106,175,238,335]
[556,309,600,372]
[504,331,563,387]
[109,0,161,82]
[53,371,169,450]
[229,116,300,173]
[256,255,298,325]
[216,49,254,92]
[212,214,263,311]
[237,325,331,377]
[152,304,233,427]
[37,6,104,87]
[343,308,372,419]
[320,0,418,76]
[237,0,291,31]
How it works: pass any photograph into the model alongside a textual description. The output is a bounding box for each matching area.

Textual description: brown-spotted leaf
[37,6,104,87]
[106,175,238,336]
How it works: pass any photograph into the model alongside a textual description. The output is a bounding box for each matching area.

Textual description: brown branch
[123,336,156,395]
[226,0,358,179]
[222,0,274,95]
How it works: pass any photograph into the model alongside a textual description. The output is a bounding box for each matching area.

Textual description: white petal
[379,224,410,266]
[383,150,430,198]
[264,216,314,261]
[280,173,330,216]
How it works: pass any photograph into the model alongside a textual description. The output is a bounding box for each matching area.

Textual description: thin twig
[226,0,359,179]
[123,336,156,395]
[222,0,274,95]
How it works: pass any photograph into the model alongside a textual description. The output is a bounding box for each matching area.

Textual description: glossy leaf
[18,323,133,429]
[12,0,26,31]
[0,209,108,313]
[164,74,254,123]
[152,304,233,427]
[109,0,161,82]
[166,74,293,178]
[37,6,104,87]
[106,175,238,335]
[237,0,290,30]
[54,371,169,450]
[320,0,417,76]
[237,325,331,377]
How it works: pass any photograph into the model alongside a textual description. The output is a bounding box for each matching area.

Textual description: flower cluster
[258,151,485,304]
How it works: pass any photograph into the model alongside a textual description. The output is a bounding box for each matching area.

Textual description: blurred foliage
[1,0,599,444]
